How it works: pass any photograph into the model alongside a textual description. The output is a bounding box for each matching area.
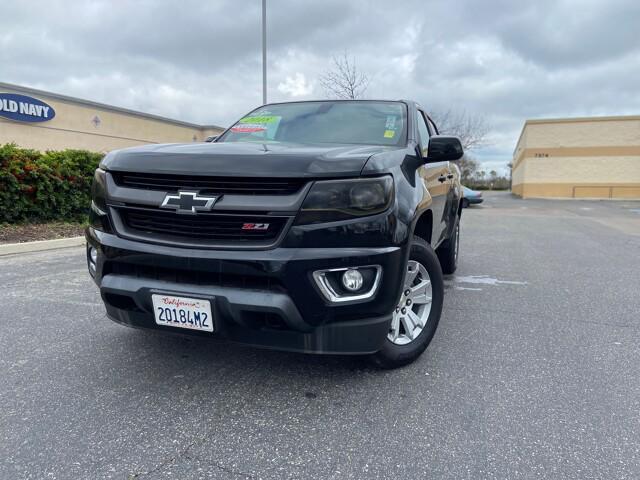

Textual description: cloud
[1,0,639,171]
[277,73,313,97]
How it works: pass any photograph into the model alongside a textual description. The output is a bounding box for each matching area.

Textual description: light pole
[262,0,267,105]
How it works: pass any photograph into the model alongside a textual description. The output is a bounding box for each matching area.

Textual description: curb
[0,236,85,256]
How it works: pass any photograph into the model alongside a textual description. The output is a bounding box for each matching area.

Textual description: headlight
[89,168,112,232]
[295,176,393,225]
[91,168,108,211]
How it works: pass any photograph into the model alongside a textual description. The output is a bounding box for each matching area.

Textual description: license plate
[151,294,213,332]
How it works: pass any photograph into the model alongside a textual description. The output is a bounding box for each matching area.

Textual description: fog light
[341,269,364,292]
[312,265,382,303]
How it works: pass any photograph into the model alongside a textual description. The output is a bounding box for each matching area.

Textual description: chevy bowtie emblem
[160,191,219,215]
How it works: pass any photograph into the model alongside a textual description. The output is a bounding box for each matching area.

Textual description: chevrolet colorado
[86,100,464,368]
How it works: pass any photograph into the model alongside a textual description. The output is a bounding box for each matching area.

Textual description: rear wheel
[437,218,460,275]
[371,236,444,369]
[462,198,470,208]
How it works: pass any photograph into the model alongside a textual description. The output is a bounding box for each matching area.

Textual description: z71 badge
[242,223,270,230]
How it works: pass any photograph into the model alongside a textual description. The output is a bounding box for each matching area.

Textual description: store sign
[0,93,56,123]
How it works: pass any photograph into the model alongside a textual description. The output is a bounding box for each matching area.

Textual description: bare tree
[507,162,514,189]
[457,153,480,183]
[430,109,490,151]
[319,52,369,100]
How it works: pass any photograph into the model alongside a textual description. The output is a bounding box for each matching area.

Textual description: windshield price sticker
[385,116,397,129]
[240,115,279,124]
[231,115,281,133]
[231,115,282,135]
[384,115,398,138]
[231,123,267,133]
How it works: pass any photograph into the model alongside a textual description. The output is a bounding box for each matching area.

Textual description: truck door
[426,116,461,237]
[416,109,450,246]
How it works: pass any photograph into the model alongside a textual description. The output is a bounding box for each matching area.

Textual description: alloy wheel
[387,260,433,345]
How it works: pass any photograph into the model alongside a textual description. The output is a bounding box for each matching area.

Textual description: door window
[416,111,430,157]
[427,117,438,135]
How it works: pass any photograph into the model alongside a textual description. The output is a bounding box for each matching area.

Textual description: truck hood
[101,142,398,178]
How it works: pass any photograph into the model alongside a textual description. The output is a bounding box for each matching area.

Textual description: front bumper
[87,228,406,354]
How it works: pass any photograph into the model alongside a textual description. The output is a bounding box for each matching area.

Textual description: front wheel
[371,236,444,369]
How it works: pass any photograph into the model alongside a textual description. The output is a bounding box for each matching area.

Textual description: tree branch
[319,51,369,100]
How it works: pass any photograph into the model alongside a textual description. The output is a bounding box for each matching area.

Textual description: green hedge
[0,144,103,223]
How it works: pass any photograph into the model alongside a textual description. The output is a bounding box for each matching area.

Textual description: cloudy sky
[2,0,639,172]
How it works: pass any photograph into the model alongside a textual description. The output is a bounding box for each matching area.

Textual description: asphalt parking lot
[1,191,639,480]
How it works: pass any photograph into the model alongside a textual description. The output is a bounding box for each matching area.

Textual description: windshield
[219,101,407,147]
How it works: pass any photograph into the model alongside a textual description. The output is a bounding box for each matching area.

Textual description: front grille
[103,261,285,292]
[112,172,305,196]
[119,207,287,244]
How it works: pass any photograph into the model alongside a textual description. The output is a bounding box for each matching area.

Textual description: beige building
[512,115,640,199]
[0,82,224,153]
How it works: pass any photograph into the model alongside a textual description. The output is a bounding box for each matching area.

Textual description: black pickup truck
[86,100,464,368]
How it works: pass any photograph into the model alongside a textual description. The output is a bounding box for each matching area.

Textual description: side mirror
[205,135,218,143]
[426,136,463,163]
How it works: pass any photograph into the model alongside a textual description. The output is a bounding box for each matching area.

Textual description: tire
[462,198,470,208]
[371,236,444,369]
[437,218,460,275]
